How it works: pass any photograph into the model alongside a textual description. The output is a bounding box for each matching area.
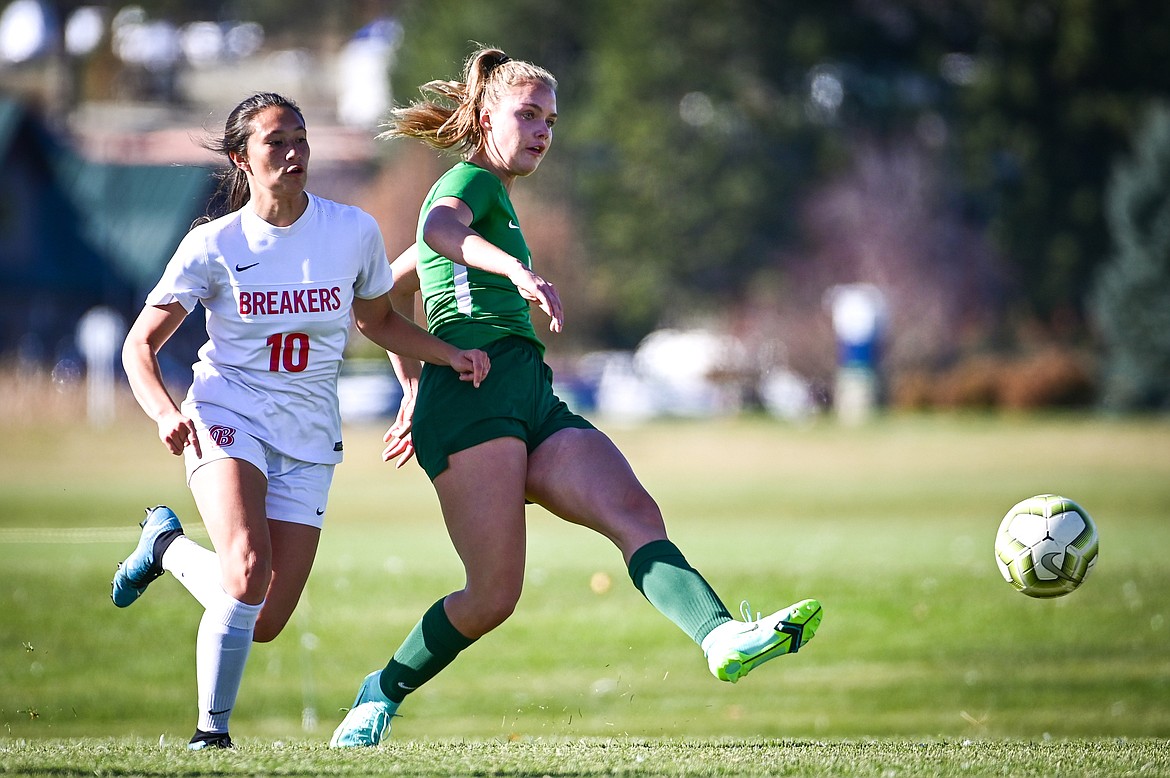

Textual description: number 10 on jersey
[266,332,309,372]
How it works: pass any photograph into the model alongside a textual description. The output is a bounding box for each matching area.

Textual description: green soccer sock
[627,539,733,645]
[378,598,476,704]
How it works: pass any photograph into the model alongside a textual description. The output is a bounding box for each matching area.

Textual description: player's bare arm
[122,302,202,458]
[385,242,423,401]
[351,294,489,387]
[382,243,423,467]
[423,197,563,332]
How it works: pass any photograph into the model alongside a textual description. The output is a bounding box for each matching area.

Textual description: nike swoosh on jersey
[236,262,260,271]
[507,220,520,229]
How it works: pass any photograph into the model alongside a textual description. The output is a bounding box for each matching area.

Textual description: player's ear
[229,150,250,172]
[479,109,492,133]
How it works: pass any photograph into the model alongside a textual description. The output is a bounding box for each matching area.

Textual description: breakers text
[238,287,342,316]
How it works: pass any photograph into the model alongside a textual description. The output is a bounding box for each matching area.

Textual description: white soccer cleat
[701,598,823,683]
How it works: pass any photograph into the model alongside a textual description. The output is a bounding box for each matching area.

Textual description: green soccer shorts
[412,335,595,480]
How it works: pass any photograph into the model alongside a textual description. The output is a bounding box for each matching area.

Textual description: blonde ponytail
[379,47,556,158]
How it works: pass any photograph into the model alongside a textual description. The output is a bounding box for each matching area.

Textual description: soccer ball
[994,494,1099,598]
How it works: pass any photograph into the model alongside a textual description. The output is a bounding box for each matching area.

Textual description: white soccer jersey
[146,194,394,464]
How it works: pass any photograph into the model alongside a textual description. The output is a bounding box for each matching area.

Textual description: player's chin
[516,153,545,176]
[280,172,308,191]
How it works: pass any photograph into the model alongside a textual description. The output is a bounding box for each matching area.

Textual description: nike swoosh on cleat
[774,603,821,654]
[235,262,260,272]
[777,622,804,654]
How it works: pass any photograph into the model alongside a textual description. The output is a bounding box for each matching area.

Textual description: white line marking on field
[0,527,208,544]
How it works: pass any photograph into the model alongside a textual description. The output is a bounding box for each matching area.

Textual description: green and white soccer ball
[994,494,1099,598]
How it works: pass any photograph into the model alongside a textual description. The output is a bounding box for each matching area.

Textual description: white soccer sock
[161,535,266,733]
[161,535,224,610]
[196,595,263,734]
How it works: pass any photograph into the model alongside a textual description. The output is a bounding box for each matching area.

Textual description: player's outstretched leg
[329,670,399,748]
[701,598,823,683]
[188,730,233,750]
[111,506,184,607]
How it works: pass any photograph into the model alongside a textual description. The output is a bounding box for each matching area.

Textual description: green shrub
[1091,103,1170,410]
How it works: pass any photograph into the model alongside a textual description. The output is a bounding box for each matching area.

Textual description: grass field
[2,404,1169,775]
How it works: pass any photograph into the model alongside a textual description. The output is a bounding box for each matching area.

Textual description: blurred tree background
[6,0,1170,410]
[1091,103,1170,411]
[386,0,1170,408]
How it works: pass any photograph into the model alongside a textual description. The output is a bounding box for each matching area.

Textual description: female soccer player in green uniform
[330,47,823,747]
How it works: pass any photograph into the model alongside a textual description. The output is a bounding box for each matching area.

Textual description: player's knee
[608,488,665,538]
[464,583,521,635]
[221,549,272,602]
[624,488,663,525]
[484,587,521,628]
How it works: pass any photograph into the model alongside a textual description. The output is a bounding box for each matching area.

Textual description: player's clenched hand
[451,349,490,388]
[158,410,201,458]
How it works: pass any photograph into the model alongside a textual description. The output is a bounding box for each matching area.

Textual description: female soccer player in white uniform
[112,92,489,749]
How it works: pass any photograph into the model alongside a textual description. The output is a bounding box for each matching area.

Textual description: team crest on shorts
[208,425,236,447]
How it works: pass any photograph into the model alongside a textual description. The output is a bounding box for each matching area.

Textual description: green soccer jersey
[416,161,542,352]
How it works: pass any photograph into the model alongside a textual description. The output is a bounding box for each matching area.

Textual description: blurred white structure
[177,19,264,68]
[64,6,103,57]
[76,306,125,427]
[590,351,655,423]
[337,361,403,423]
[582,328,819,423]
[592,329,751,422]
[111,7,179,72]
[0,0,51,63]
[758,367,817,423]
[336,17,402,128]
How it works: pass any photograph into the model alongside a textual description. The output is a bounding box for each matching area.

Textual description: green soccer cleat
[111,506,183,608]
[329,670,397,748]
[701,598,823,683]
